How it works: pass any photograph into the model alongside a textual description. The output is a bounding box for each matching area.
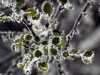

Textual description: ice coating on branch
[24,57,38,75]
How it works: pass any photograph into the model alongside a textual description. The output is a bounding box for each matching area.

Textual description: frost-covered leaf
[34,50,42,58]
[43,47,48,54]
[71,48,78,54]
[62,51,69,58]
[25,8,37,16]
[23,48,28,54]
[84,50,93,57]
[53,30,62,36]
[24,34,32,41]
[50,48,57,55]
[15,42,22,48]
[34,36,40,42]
[42,1,53,16]
[60,40,66,46]
[38,62,49,72]
[81,50,94,65]
[52,37,60,45]
[17,63,24,69]
[0,13,11,22]
[51,20,58,29]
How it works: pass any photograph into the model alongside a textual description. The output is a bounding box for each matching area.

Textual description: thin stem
[4,54,22,75]
[57,61,64,75]
[45,4,64,28]
[65,2,90,50]
[22,19,36,37]
[53,5,64,20]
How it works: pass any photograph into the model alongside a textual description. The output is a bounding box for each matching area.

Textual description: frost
[80,50,94,64]
[64,2,74,10]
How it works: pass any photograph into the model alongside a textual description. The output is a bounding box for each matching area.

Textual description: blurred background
[0,0,100,75]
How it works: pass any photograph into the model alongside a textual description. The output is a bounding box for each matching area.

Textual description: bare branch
[65,1,91,50]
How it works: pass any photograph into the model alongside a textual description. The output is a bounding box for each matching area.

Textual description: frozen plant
[0,0,96,75]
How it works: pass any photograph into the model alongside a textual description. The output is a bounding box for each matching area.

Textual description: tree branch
[65,2,91,50]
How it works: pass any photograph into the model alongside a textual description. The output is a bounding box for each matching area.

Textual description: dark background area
[0,0,100,75]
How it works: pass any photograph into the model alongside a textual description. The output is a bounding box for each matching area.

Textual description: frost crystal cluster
[0,0,95,75]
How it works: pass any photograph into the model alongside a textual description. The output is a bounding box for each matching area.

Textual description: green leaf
[58,0,67,5]
[38,62,49,72]
[24,34,32,41]
[52,37,60,45]
[50,48,57,55]
[53,30,62,36]
[84,50,93,57]
[34,36,40,42]
[42,1,53,16]
[62,51,69,58]
[42,41,48,45]
[34,50,42,58]
[71,48,78,54]
[25,8,37,16]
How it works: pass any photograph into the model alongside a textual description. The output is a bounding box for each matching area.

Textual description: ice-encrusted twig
[65,1,92,50]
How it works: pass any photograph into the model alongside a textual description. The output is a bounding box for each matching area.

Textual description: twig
[57,61,65,75]
[65,2,91,50]
[22,19,36,37]
[4,54,22,75]
[45,4,64,28]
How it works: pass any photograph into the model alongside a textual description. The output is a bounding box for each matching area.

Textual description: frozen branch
[65,1,91,49]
